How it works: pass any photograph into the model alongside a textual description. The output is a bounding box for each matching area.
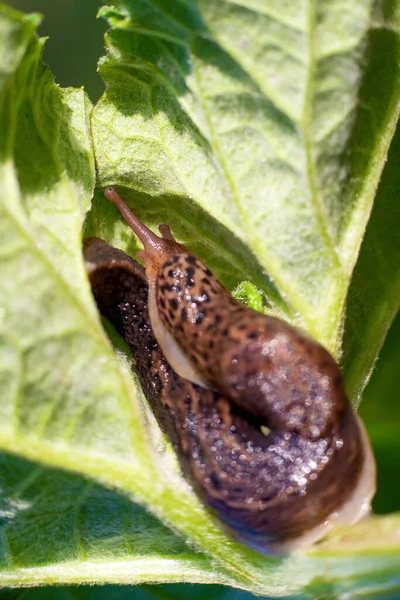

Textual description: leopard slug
[84,188,376,554]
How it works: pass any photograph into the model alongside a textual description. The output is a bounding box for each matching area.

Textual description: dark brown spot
[210,474,221,488]
[247,331,258,339]
[169,298,178,310]
[181,308,187,322]
[193,313,204,325]
[186,255,196,264]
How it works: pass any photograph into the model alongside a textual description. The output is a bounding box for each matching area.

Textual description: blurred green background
[7,0,107,102]
[3,0,400,596]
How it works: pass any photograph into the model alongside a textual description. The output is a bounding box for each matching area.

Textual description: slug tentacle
[104,187,163,252]
[92,189,376,554]
[158,224,175,240]
[104,187,185,279]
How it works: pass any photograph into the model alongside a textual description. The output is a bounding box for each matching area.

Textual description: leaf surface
[91,0,400,355]
[1,1,400,598]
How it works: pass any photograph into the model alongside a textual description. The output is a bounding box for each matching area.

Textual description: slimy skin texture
[156,252,345,439]
[86,189,377,554]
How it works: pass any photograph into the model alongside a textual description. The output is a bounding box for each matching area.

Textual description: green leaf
[0,4,265,593]
[0,452,227,588]
[342,116,400,406]
[2,1,400,598]
[91,0,400,358]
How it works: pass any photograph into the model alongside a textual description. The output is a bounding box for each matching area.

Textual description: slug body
[87,189,376,554]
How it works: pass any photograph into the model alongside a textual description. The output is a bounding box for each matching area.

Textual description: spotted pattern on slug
[85,233,376,555]
[156,253,347,440]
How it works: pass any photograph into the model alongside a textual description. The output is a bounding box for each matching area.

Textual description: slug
[83,188,376,555]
